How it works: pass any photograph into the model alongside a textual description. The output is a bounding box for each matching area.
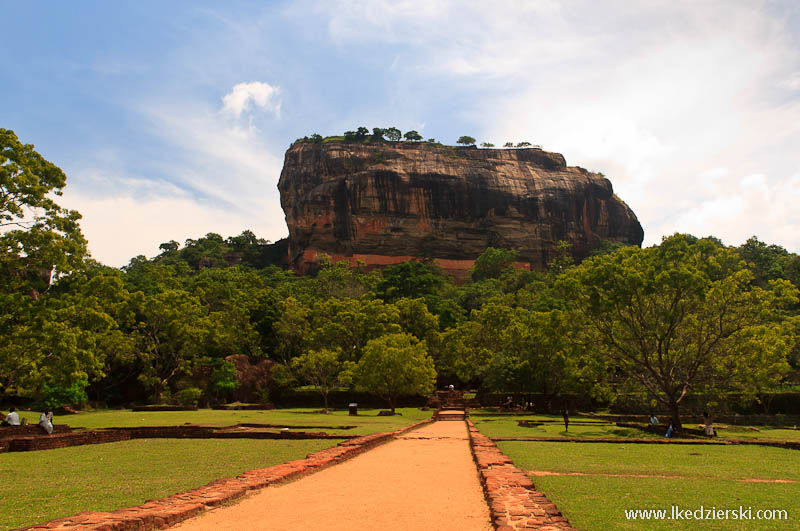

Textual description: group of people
[1,407,54,434]
[650,412,716,438]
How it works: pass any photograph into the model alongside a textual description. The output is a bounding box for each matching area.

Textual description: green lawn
[494,441,800,530]
[0,407,432,529]
[1,438,335,530]
[714,425,800,442]
[470,411,657,439]
[13,407,431,435]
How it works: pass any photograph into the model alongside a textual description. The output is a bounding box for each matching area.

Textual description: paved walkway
[172,420,492,530]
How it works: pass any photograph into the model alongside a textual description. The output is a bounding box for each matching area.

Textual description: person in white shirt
[2,407,21,426]
[39,410,53,434]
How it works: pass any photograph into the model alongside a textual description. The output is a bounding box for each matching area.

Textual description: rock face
[278,141,643,276]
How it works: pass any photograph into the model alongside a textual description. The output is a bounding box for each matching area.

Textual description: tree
[427,138,436,143]
[480,142,495,148]
[308,297,401,361]
[503,142,514,148]
[274,297,311,363]
[384,127,402,142]
[559,234,798,427]
[482,307,593,408]
[131,289,211,403]
[291,348,345,412]
[1,128,88,296]
[403,130,423,142]
[456,136,476,146]
[0,270,134,402]
[355,127,370,140]
[377,260,445,302]
[516,141,532,147]
[355,333,436,413]
[472,247,520,281]
[310,133,323,143]
[738,236,793,288]
[209,359,239,402]
[371,127,385,140]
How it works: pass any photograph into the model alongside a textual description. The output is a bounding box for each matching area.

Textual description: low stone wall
[7,430,132,452]
[489,435,800,451]
[131,405,198,412]
[1,425,357,453]
[211,404,275,410]
[20,417,435,530]
[467,420,573,530]
[0,424,71,438]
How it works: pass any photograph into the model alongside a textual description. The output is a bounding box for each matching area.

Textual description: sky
[2,0,799,267]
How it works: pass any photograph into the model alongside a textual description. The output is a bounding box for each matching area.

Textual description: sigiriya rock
[278,140,643,277]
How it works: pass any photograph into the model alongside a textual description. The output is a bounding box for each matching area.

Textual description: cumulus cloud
[222,81,281,118]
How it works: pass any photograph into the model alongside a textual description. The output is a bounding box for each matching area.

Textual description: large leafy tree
[0,129,98,401]
[560,234,798,427]
[308,298,401,361]
[291,348,348,412]
[355,333,436,413]
[131,289,211,403]
[1,128,87,296]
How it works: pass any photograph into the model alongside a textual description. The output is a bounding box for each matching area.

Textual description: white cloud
[306,0,800,252]
[222,81,281,118]
[57,82,289,267]
[61,187,288,267]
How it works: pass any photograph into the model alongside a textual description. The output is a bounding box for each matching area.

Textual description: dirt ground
[172,420,491,530]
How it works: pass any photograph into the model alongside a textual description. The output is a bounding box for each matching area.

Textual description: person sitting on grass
[38,410,53,434]
[1,407,21,426]
[649,413,659,426]
[702,412,715,437]
[665,422,674,438]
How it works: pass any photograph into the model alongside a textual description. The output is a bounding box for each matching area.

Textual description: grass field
[0,438,335,530]
[714,425,800,442]
[470,410,800,443]
[494,441,800,530]
[1,407,431,529]
[469,411,657,439]
[11,407,432,435]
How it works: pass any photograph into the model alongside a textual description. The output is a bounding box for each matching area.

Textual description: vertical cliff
[278,140,643,276]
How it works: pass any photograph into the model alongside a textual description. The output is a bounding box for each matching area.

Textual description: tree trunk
[669,401,682,429]
[322,390,329,413]
[389,396,396,415]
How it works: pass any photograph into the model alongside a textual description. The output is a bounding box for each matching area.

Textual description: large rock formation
[278,141,643,276]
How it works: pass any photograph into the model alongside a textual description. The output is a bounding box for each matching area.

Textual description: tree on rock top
[457,136,476,146]
[355,332,436,414]
[384,127,402,142]
[403,130,423,142]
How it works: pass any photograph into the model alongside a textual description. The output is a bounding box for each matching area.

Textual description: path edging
[19,417,435,531]
[467,419,573,531]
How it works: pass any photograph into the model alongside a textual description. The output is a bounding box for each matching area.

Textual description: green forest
[2,128,799,427]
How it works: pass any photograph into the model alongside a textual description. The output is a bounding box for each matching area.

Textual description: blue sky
[3,1,799,266]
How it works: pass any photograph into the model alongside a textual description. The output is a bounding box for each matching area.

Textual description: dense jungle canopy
[2,128,798,426]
